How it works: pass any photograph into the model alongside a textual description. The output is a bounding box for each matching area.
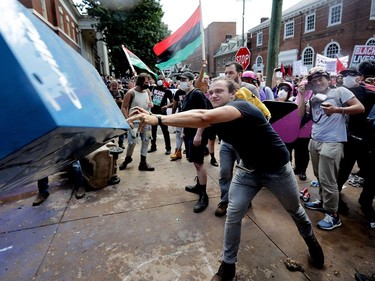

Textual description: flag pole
[199,0,205,60]
[121,45,137,77]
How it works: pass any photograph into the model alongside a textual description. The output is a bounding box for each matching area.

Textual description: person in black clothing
[170,88,187,160]
[173,71,212,213]
[127,77,324,280]
[336,66,375,227]
[148,75,173,155]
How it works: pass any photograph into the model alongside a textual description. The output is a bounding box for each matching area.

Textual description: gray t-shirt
[311,87,354,142]
[241,81,260,99]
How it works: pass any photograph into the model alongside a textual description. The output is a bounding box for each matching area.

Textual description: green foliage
[79,0,170,77]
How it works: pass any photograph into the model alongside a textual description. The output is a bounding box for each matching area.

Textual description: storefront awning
[278,49,298,66]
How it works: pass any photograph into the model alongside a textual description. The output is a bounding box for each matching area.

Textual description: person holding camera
[299,67,364,230]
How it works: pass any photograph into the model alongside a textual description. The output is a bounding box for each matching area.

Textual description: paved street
[0,132,374,281]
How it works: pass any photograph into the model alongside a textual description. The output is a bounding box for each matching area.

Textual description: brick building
[248,0,375,77]
[18,0,109,75]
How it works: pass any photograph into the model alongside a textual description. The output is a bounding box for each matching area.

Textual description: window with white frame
[66,16,70,37]
[59,7,64,31]
[40,0,47,18]
[71,23,75,41]
[302,47,314,67]
[328,3,342,26]
[284,20,294,39]
[305,13,315,32]
[325,42,340,58]
[366,37,375,45]
[371,0,375,19]
[256,31,263,46]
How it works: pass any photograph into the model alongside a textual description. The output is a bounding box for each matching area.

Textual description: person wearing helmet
[299,66,364,230]
[242,71,266,101]
[276,81,294,102]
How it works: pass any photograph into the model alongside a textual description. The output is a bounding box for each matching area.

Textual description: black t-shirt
[347,84,375,138]
[151,86,174,115]
[180,88,211,138]
[213,99,290,171]
[173,89,187,111]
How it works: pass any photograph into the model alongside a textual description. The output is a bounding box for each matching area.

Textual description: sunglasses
[279,86,290,91]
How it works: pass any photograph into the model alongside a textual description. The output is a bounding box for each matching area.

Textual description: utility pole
[266,0,283,87]
[242,0,245,46]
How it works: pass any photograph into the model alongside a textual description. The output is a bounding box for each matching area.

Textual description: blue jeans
[219,141,240,203]
[222,161,313,264]
[126,122,151,157]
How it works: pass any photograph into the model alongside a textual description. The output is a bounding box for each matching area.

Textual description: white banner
[315,54,348,75]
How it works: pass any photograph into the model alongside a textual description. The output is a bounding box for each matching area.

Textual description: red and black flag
[153,5,202,70]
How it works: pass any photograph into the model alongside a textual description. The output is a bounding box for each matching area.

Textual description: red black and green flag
[153,5,202,70]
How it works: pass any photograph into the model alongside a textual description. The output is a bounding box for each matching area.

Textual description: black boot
[138,155,155,171]
[119,156,133,170]
[211,261,235,281]
[185,176,201,194]
[303,234,324,269]
[194,185,209,213]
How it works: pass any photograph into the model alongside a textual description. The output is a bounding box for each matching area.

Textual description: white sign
[293,60,302,75]
[315,54,348,75]
[350,45,375,67]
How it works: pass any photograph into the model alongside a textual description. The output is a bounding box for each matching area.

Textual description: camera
[305,83,314,90]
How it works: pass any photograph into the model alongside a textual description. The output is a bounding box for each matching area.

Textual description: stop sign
[235,47,251,70]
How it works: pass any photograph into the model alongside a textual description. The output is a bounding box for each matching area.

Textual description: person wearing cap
[177,71,212,213]
[336,64,375,227]
[148,74,173,155]
[299,67,364,230]
[126,76,325,280]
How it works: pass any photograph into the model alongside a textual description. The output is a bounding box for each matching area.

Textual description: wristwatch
[157,115,163,125]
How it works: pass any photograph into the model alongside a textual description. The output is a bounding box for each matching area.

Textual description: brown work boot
[32,192,50,206]
[75,186,85,199]
[170,149,182,161]
[211,261,236,281]
[215,202,228,217]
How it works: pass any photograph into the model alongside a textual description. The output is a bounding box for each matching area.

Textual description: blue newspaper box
[0,1,130,191]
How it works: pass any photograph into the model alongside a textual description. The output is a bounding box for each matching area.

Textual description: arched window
[324,42,340,58]
[366,37,375,45]
[302,47,314,68]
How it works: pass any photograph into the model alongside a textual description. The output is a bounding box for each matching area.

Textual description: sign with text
[235,47,251,70]
[350,45,375,67]
[315,54,348,75]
